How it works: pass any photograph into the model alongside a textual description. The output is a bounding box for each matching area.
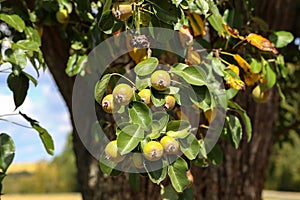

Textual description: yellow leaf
[222,24,244,39]
[227,64,240,75]
[246,33,278,54]
[243,72,261,86]
[185,46,201,65]
[226,76,245,90]
[233,54,261,86]
[188,12,206,37]
[233,54,252,73]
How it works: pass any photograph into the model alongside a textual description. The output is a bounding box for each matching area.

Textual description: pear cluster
[100,70,176,114]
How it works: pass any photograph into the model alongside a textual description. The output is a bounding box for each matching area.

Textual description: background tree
[1,0,299,200]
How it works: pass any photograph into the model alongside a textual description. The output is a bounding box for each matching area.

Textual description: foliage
[0,0,296,198]
[2,134,78,194]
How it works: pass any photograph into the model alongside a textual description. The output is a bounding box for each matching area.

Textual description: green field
[1,193,82,200]
[1,191,300,200]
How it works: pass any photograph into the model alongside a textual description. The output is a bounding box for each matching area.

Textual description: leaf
[129,101,152,129]
[117,124,144,155]
[33,124,55,155]
[19,112,54,155]
[178,134,200,160]
[134,57,158,76]
[13,40,40,51]
[269,31,294,48]
[145,159,167,184]
[0,14,25,32]
[151,89,166,107]
[4,49,27,68]
[246,33,278,54]
[171,66,206,86]
[185,46,201,65]
[129,173,140,191]
[94,74,112,105]
[22,71,38,86]
[265,64,276,89]
[233,54,252,73]
[24,27,41,46]
[226,115,242,149]
[178,187,194,200]
[135,76,151,90]
[99,152,121,176]
[161,184,179,200]
[250,58,262,74]
[225,75,245,91]
[0,133,15,173]
[65,54,87,76]
[188,12,206,37]
[207,144,223,165]
[7,73,29,109]
[166,120,191,139]
[222,23,241,39]
[206,0,225,35]
[228,101,252,142]
[168,157,190,193]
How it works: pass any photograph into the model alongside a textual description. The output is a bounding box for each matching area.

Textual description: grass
[1,191,300,200]
[1,193,82,200]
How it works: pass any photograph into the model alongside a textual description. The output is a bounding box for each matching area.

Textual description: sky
[0,65,72,163]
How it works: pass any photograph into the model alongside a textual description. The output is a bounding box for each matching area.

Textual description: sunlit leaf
[19,112,54,155]
[0,14,25,32]
[134,57,158,76]
[269,31,294,48]
[188,12,206,37]
[168,157,190,192]
[246,33,278,54]
[94,74,112,105]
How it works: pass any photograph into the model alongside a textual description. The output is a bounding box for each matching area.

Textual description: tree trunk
[38,1,296,200]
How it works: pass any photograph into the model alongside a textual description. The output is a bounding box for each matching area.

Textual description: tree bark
[37,0,296,200]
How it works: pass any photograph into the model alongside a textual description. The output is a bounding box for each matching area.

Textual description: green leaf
[207,144,223,165]
[0,133,15,173]
[129,173,140,191]
[65,54,87,76]
[117,124,144,155]
[226,115,242,149]
[269,31,294,48]
[171,66,207,86]
[33,124,55,155]
[94,74,112,105]
[4,49,27,68]
[179,134,200,160]
[178,187,194,200]
[161,184,179,200]
[13,40,40,51]
[19,112,54,155]
[135,76,150,90]
[166,120,191,138]
[7,73,29,109]
[0,14,25,32]
[22,71,38,86]
[265,65,276,89]
[168,157,190,193]
[228,101,252,142]
[24,27,41,46]
[206,0,225,35]
[129,101,152,129]
[145,159,167,184]
[99,152,122,176]
[223,9,243,29]
[250,58,262,74]
[151,89,166,107]
[134,57,158,76]
[147,112,169,139]
[195,0,209,16]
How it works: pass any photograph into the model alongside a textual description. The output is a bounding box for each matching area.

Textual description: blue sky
[0,66,72,163]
